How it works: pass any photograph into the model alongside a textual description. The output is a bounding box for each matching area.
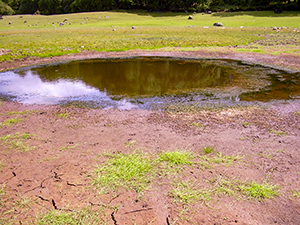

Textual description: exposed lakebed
[1,57,300,110]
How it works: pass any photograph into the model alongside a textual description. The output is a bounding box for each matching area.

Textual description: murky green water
[0,57,299,109]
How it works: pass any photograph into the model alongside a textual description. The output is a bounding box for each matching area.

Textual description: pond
[1,57,300,110]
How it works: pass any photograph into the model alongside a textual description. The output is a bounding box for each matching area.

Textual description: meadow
[0,10,300,61]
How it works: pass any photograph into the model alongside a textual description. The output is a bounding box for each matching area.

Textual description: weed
[201,152,242,166]
[37,207,108,225]
[92,152,154,193]
[0,118,22,128]
[0,160,5,169]
[190,122,204,128]
[56,113,69,119]
[270,128,287,136]
[0,132,35,152]
[203,146,214,154]
[258,152,273,159]
[0,183,5,195]
[6,110,38,115]
[238,181,279,200]
[289,189,300,199]
[125,139,136,148]
[169,180,212,204]
[158,150,193,166]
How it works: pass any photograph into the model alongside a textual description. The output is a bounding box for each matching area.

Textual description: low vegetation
[0,11,299,64]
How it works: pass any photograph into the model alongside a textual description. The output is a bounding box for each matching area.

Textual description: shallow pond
[1,57,300,110]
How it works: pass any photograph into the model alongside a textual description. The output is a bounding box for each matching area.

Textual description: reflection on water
[0,57,299,109]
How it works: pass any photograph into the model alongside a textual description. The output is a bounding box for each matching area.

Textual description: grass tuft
[158,150,193,166]
[92,152,153,193]
[0,118,22,128]
[238,181,279,200]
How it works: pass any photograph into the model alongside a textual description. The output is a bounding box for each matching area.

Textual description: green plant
[289,189,300,199]
[201,152,242,166]
[203,146,214,154]
[0,118,22,128]
[238,181,279,200]
[0,132,35,152]
[190,122,204,128]
[270,128,287,136]
[92,152,154,193]
[158,150,193,166]
[56,113,69,119]
[6,110,38,115]
[169,180,212,204]
[37,207,108,225]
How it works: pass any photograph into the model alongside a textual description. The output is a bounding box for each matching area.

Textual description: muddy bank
[1,49,300,72]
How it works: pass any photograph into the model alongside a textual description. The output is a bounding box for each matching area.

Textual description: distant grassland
[0,10,299,61]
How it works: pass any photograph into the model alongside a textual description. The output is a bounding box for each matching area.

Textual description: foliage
[92,152,154,193]
[0,0,15,15]
[3,0,300,15]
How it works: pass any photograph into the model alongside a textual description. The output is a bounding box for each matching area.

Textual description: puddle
[0,57,299,110]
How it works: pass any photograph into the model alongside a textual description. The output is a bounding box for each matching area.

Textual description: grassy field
[0,10,300,61]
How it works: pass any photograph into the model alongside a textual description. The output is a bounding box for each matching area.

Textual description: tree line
[1,0,299,15]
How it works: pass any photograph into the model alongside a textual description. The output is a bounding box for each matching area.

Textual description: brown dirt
[1,51,300,224]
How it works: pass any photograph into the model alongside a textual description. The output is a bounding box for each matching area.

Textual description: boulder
[188,15,193,20]
[213,22,223,27]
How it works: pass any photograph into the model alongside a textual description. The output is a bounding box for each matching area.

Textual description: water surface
[1,57,299,109]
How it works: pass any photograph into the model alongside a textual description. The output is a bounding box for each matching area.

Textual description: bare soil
[0,50,300,224]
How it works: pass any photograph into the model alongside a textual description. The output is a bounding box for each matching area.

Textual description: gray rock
[188,16,193,20]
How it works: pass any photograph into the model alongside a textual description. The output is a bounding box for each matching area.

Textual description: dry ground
[0,50,300,224]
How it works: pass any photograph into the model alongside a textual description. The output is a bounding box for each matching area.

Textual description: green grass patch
[6,110,38,115]
[158,150,193,166]
[1,11,299,62]
[92,152,154,193]
[238,181,279,200]
[201,152,242,166]
[37,207,106,225]
[169,180,212,204]
[0,118,22,128]
[270,128,287,136]
[203,146,214,154]
[55,113,69,119]
[0,132,35,152]
[210,177,279,200]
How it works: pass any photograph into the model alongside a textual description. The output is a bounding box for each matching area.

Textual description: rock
[8,21,11,25]
[213,22,223,27]
[188,15,193,20]
[206,10,212,14]
[112,29,116,31]
[24,21,27,23]
[273,27,277,30]
[132,26,136,29]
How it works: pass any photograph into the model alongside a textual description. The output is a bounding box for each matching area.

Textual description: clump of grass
[0,118,22,128]
[56,113,69,119]
[210,177,279,200]
[201,152,242,166]
[270,128,287,136]
[37,207,105,225]
[289,189,300,199]
[238,181,279,200]
[203,146,214,154]
[0,132,35,152]
[6,110,38,115]
[158,150,193,166]
[0,183,5,196]
[92,152,154,193]
[169,180,212,204]
[190,122,204,128]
